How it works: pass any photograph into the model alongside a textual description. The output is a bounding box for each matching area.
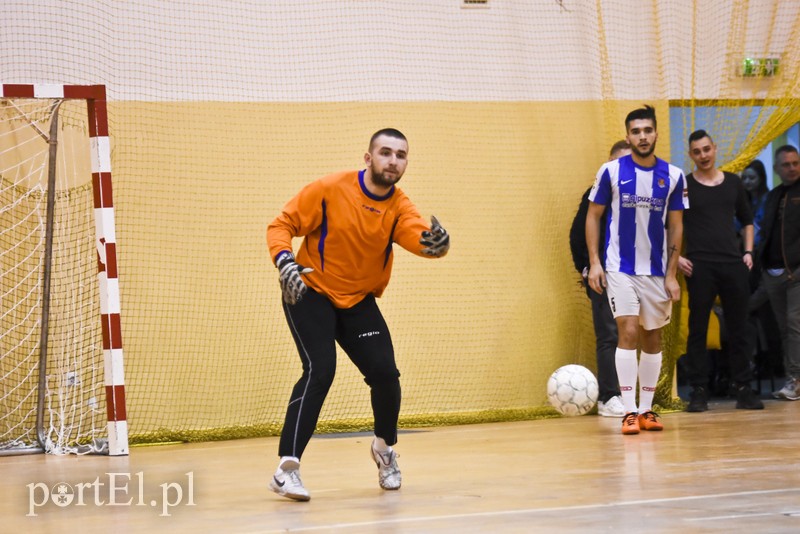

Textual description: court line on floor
[687,511,800,521]
[262,487,800,532]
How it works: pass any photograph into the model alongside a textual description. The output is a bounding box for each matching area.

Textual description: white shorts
[605,271,672,330]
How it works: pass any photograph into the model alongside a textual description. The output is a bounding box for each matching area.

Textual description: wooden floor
[3,399,800,533]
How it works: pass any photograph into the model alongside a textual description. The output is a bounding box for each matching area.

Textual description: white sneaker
[269,459,310,501]
[371,442,402,490]
[773,377,800,401]
[597,395,626,417]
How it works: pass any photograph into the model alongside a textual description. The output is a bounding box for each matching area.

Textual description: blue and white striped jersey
[588,154,688,276]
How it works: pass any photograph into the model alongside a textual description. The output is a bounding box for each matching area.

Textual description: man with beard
[266,128,450,501]
[586,105,687,435]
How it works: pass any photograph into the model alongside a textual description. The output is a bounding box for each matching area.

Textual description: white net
[3,2,800,444]
[0,98,107,454]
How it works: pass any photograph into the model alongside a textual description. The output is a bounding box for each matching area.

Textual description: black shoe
[735,384,765,410]
[686,386,709,412]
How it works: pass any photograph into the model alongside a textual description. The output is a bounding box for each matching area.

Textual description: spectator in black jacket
[759,144,800,401]
[569,140,630,417]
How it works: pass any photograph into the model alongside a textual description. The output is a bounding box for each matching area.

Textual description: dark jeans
[747,284,784,376]
[278,289,401,459]
[761,266,800,379]
[683,260,754,387]
[587,285,620,402]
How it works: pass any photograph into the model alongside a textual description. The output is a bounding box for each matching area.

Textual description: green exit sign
[741,56,780,77]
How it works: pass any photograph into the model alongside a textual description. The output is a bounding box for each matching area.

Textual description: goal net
[4,3,800,446]
[0,87,127,455]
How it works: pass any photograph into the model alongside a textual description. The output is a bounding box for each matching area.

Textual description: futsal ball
[547,364,599,416]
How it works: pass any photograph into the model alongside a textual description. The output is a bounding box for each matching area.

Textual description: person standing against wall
[586,105,687,435]
[678,129,763,412]
[759,144,800,401]
[741,160,770,244]
[569,140,631,417]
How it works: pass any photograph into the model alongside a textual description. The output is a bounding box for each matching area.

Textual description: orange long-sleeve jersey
[267,170,433,308]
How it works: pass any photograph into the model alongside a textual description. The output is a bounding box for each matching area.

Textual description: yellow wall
[108,100,672,439]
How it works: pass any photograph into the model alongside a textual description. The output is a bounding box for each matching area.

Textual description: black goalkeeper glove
[420,215,450,257]
[276,252,314,305]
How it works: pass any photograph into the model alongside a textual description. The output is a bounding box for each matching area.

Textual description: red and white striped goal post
[1,84,128,456]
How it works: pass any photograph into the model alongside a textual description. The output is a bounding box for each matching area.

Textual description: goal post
[0,84,127,456]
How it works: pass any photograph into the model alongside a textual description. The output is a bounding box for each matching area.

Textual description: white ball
[547,364,599,416]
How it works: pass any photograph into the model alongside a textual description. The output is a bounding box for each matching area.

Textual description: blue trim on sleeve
[384,218,398,268]
[318,199,327,271]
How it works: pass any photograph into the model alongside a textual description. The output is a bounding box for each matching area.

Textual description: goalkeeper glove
[276,251,314,305]
[420,215,450,257]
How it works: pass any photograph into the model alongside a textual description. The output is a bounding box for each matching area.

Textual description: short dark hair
[609,140,630,157]
[369,128,407,150]
[775,144,799,161]
[625,105,657,131]
[688,129,713,145]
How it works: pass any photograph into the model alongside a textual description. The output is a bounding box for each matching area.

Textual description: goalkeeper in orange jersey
[266,128,450,501]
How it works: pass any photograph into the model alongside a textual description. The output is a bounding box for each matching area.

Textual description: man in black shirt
[759,144,800,401]
[569,140,631,417]
[679,129,763,411]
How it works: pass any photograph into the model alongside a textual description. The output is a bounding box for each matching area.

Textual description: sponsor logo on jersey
[362,204,381,214]
[621,193,666,211]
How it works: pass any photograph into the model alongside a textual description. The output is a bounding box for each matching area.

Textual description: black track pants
[277,289,401,459]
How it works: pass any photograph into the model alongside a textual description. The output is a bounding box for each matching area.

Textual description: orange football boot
[621,412,640,435]
[637,411,664,431]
